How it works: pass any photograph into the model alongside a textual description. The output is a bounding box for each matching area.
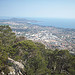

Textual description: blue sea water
[27,18,75,29]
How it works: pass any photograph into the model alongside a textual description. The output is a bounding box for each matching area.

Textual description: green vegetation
[0,25,75,75]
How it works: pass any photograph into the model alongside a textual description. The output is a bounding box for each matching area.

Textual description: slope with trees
[0,25,75,75]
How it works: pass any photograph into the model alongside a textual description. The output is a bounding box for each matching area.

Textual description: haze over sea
[27,18,75,29]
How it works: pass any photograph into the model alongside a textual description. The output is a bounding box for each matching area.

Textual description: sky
[0,0,75,19]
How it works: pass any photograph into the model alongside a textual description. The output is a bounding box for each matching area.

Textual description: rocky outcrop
[7,57,25,75]
[8,57,24,69]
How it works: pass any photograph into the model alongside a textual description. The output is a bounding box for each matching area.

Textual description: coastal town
[0,18,75,54]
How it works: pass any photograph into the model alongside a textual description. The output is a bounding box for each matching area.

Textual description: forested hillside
[0,25,75,75]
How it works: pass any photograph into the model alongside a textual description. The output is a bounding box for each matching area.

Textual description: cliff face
[8,57,24,69]
[1,57,25,75]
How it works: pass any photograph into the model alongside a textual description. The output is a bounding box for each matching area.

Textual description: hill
[0,25,75,75]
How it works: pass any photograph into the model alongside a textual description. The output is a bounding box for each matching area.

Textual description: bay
[27,18,75,29]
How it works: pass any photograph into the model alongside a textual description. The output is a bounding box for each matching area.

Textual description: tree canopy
[0,25,75,75]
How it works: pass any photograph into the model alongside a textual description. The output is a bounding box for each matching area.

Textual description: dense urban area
[0,18,75,54]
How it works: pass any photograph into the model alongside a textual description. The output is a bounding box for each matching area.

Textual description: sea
[0,17,75,29]
[26,18,75,29]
